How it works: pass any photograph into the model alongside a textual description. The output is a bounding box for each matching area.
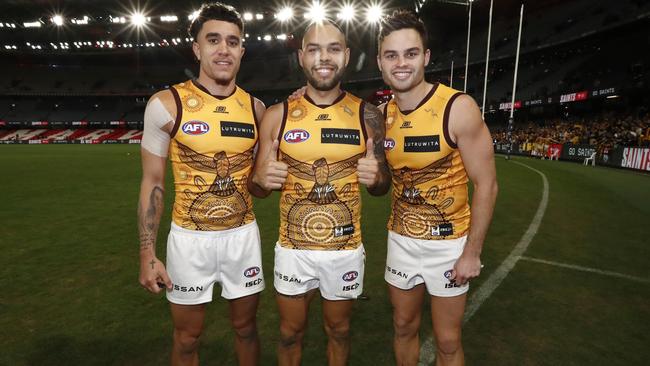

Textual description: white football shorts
[166,221,265,305]
[385,231,468,297]
[273,243,365,301]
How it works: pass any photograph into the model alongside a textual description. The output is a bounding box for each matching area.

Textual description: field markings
[419,159,549,365]
[520,256,650,284]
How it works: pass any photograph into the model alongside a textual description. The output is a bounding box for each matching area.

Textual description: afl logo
[342,271,358,282]
[384,138,395,150]
[284,129,310,143]
[443,270,453,280]
[182,121,209,135]
[244,266,261,278]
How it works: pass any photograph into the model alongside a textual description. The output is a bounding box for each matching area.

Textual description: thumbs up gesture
[255,139,288,191]
[357,138,380,187]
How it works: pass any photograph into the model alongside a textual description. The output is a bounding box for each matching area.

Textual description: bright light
[160,15,178,22]
[188,10,200,20]
[256,13,264,20]
[131,12,146,26]
[71,16,89,25]
[23,21,42,28]
[276,7,294,22]
[365,4,383,23]
[52,15,64,26]
[277,34,287,40]
[243,12,253,21]
[304,2,327,22]
[263,34,272,41]
[111,16,126,24]
[337,5,356,21]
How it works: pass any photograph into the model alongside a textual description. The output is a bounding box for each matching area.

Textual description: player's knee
[279,324,305,348]
[231,316,258,342]
[173,328,202,354]
[323,319,350,343]
[435,334,462,357]
[392,312,419,338]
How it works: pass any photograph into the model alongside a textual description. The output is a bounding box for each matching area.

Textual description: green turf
[0,146,648,365]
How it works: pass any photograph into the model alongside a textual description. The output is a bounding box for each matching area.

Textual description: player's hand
[288,86,307,101]
[357,138,380,187]
[139,257,172,294]
[254,139,288,190]
[450,253,482,286]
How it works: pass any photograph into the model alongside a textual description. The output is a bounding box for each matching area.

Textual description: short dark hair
[302,18,346,47]
[378,10,428,51]
[188,2,244,40]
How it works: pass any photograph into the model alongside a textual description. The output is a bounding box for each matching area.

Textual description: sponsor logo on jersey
[342,271,359,282]
[334,224,355,237]
[404,135,441,152]
[431,223,453,236]
[245,278,263,287]
[315,113,331,121]
[244,266,261,278]
[384,138,396,150]
[341,283,359,291]
[221,121,255,139]
[284,129,310,143]
[321,128,361,145]
[182,121,210,135]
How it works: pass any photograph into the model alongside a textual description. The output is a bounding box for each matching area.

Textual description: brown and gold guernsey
[384,83,471,240]
[278,92,367,250]
[168,80,258,231]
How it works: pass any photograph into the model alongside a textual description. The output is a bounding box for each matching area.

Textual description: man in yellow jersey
[248,19,391,366]
[377,11,498,366]
[137,3,266,365]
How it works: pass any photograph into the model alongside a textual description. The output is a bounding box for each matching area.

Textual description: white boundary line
[419,159,549,365]
[520,256,650,284]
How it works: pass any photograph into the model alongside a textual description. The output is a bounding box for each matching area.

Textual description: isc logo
[284,129,310,143]
[182,121,210,135]
[384,138,395,150]
[244,266,261,278]
[342,271,358,282]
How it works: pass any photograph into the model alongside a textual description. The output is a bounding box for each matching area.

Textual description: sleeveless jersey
[384,83,471,240]
[168,80,258,231]
[277,92,367,250]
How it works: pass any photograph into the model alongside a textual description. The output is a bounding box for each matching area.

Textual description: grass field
[1,144,649,365]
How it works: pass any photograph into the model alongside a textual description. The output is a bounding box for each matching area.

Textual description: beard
[303,64,346,91]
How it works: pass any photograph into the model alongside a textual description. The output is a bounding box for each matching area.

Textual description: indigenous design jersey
[278,92,366,250]
[384,83,471,240]
[168,80,258,231]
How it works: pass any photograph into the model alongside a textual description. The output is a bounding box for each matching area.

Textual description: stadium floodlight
[243,12,253,21]
[365,4,383,23]
[263,34,272,41]
[276,7,294,22]
[337,4,356,21]
[52,15,64,26]
[256,13,264,20]
[0,23,3,28]
[304,1,327,23]
[131,12,147,27]
[23,21,42,28]
[160,15,178,22]
[188,10,200,20]
[277,33,287,40]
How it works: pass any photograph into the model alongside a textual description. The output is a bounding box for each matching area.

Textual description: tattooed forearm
[363,103,392,195]
[138,185,164,252]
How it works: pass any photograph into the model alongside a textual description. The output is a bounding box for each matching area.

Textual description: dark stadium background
[0,1,648,365]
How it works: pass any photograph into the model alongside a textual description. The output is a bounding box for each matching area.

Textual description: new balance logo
[316,114,331,121]
[213,106,229,114]
[400,121,412,129]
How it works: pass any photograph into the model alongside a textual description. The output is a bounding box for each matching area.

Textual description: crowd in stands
[491,111,650,157]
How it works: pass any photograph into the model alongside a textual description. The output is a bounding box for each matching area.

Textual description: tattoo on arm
[138,186,164,251]
[363,103,391,195]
